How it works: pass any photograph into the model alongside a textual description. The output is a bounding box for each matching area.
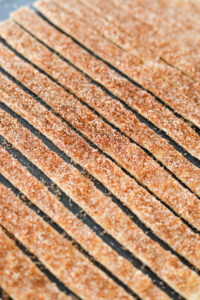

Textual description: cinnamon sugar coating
[81,0,200,82]
[0,227,69,300]
[1,101,200,298]
[2,67,200,260]
[33,0,200,128]
[9,5,200,160]
[112,0,200,41]
[1,57,200,268]
[0,184,133,300]
[54,0,200,129]
[111,0,200,81]
[1,43,200,200]
[0,146,169,300]
[0,3,200,299]
[3,11,200,197]
[1,21,200,232]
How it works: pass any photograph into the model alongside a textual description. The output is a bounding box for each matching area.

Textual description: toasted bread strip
[161,45,200,83]
[110,0,200,79]
[0,184,133,300]
[0,146,169,300]
[119,0,200,23]
[53,0,200,124]
[123,0,200,48]
[32,0,200,128]
[1,110,200,298]
[2,71,200,261]
[7,10,200,160]
[80,0,168,55]
[80,0,200,82]
[1,64,200,267]
[114,0,200,82]
[54,0,149,55]
[1,97,200,297]
[1,44,199,201]
[2,14,200,197]
[0,227,69,300]
[1,28,200,232]
[112,0,200,38]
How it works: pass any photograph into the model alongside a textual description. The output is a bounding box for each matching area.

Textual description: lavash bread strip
[98,0,200,88]
[0,91,200,298]
[8,4,200,160]
[0,288,12,300]
[0,226,69,300]
[111,0,200,48]
[1,47,200,265]
[33,0,200,128]
[0,183,133,300]
[1,71,200,267]
[52,0,200,128]
[80,0,200,82]
[112,0,200,30]
[8,8,200,197]
[0,1,198,298]
[0,146,168,300]
[1,21,200,231]
[53,0,200,95]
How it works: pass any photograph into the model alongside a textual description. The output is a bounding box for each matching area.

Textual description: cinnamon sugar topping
[0,1,200,299]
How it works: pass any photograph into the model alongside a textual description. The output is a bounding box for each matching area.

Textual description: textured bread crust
[1,107,200,298]
[53,0,200,128]
[80,0,200,82]
[90,0,200,92]
[1,68,200,269]
[0,2,199,299]
[1,72,200,269]
[1,22,200,232]
[8,6,200,161]
[32,0,200,128]
[7,9,200,197]
[112,0,200,30]
[0,146,169,300]
[0,227,69,300]
[0,184,133,300]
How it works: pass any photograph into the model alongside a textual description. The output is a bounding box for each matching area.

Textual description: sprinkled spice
[1,72,200,267]
[1,21,200,232]
[0,227,69,300]
[1,105,200,298]
[80,0,200,81]
[0,1,200,299]
[52,0,200,128]
[5,9,200,196]
[0,184,133,300]
[9,5,200,159]
[0,146,168,300]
